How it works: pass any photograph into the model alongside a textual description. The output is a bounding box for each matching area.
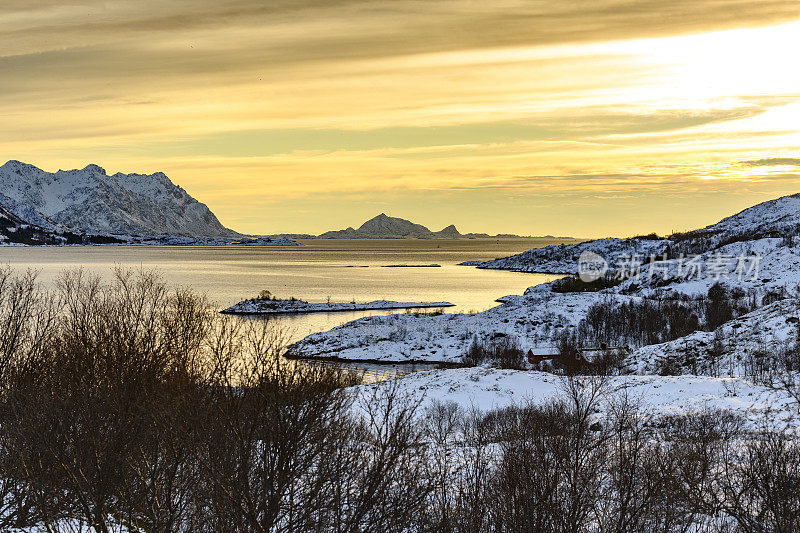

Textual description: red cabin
[527,349,558,365]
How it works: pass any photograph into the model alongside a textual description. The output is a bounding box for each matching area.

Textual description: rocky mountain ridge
[0,160,235,239]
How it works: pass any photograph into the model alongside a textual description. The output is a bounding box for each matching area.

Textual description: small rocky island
[222,293,454,315]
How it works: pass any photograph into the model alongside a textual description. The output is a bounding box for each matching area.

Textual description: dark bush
[463,335,525,369]
[577,297,701,348]
[0,268,430,532]
[577,286,753,351]
[551,273,621,293]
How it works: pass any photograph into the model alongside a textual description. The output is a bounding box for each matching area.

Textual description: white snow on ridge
[702,192,800,237]
[614,237,800,297]
[0,160,235,237]
[0,192,64,232]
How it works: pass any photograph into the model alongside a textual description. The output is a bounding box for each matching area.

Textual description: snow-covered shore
[288,236,800,365]
[222,298,454,315]
[287,288,615,363]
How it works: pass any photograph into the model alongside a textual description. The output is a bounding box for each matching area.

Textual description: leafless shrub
[720,432,800,532]
[0,268,215,531]
[596,393,689,532]
[421,400,464,531]
[0,268,430,532]
[463,335,524,369]
[0,266,59,384]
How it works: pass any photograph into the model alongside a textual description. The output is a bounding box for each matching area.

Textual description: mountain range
[0,160,234,236]
[0,160,546,245]
[13,159,794,248]
[0,160,244,245]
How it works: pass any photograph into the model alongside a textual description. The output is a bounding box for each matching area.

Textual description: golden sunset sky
[2,1,800,237]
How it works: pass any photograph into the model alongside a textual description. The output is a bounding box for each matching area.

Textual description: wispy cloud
[1,1,800,235]
[743,158,800,167]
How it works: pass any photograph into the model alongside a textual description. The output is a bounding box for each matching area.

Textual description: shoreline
[284,351,467,367]
[221,299,456,315]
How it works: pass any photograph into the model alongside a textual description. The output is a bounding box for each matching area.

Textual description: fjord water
[0,238,561,344]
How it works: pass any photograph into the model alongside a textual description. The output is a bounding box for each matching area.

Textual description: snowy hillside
[0,192,64,232]
[0,197,122,246]
[663,193,800,254]
[0,160,235,237]
[466,194,800,275]
[471,237,668,274]
[626,298,800,375]
[287,289,616,363]
[613,237,800,297]
[352,368,799,431]
[699,193,800,238]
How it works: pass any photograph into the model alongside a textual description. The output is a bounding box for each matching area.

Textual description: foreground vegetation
[0,267,798,532]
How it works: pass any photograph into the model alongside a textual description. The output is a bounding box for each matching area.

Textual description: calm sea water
[0,239,562,344]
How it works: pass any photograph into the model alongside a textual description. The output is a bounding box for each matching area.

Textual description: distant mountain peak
[320,214,470,239]
[82,163,107,174]
[436,224,461,238]
[356,213,431,237]
[2,159,39,173]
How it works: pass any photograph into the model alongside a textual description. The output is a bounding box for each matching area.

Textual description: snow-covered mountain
[0,194,123,246]
[0,160,236,238]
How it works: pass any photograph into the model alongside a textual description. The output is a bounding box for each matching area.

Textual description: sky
[2,1,800,237]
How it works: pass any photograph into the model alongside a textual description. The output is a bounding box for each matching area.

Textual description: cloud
[3,1,799,60]
[743,158,800,167]
[1,1,800,235]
